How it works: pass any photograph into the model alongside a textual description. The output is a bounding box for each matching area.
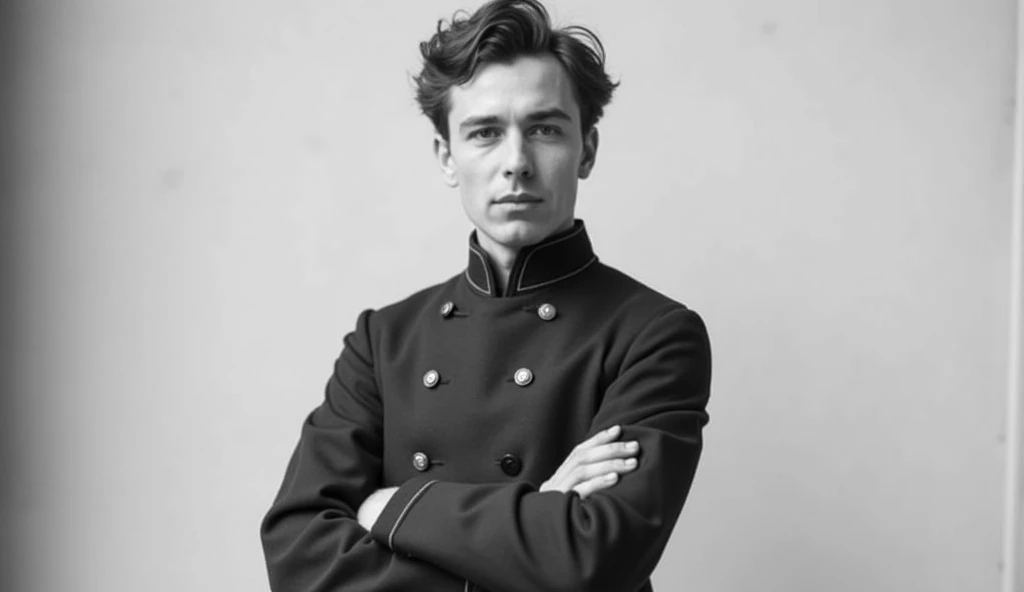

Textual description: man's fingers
[541,427,640,497]
[576,440,639,465]
[572,457,638,483]
[573,472,619,500]
[544,455,636,496]
[572,425,622,454]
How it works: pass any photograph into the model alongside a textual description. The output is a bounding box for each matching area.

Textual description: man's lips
[494,193,543,204]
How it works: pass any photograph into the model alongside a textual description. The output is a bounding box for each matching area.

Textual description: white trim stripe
[518,255,598,292]
[514,224,586,292]
[387,480,438,551]
[466,247,492,294]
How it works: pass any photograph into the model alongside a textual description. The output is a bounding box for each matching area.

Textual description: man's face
[436,53,598,254]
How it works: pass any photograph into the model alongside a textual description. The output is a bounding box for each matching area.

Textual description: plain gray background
[7,0,1024,590]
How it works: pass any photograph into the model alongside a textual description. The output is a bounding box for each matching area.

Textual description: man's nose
[502,134,533,180]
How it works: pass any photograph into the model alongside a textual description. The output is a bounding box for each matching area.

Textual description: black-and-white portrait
[3,1,1023,591]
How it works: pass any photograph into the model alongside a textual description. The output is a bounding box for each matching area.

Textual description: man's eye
[469,128,500,140]
[532,125,561,137]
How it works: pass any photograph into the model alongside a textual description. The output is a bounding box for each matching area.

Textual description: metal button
[423,370,440,389]
[440,301,454,318]
[537,303,557,321]
[513,367,533,387]
[412,452,430,472]
[499,454,523,476]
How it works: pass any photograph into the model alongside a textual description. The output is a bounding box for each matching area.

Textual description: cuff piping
[387,479,438,551]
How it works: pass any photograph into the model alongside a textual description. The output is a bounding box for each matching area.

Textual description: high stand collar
[465,220,598,298]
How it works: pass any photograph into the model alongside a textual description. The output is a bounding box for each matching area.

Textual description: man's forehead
[448,54,579,122]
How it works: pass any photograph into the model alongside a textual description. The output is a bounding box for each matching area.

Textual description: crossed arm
[356,425,640,529]
[260,306,710,592]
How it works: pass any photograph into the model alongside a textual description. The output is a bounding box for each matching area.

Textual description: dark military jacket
[261,221,712,592]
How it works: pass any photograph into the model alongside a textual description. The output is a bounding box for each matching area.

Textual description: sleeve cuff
[370,476,439,554]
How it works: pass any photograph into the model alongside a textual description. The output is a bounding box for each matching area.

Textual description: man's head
[415,0,616,142]
[415,0,617,256]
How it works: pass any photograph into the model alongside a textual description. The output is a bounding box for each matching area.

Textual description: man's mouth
[494,193,543,204]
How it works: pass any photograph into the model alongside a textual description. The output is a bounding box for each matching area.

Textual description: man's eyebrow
[459,115,503,130]
[458,108,574,131]
[525,108,573,123]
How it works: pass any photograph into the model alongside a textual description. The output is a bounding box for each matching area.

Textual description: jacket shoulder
[359,273,461,335]
[589,262,702,323]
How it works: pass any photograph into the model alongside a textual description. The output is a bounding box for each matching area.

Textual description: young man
[260,1,712,590]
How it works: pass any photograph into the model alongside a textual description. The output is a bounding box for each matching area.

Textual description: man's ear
[578,126,599,180]
[434,135,459,187]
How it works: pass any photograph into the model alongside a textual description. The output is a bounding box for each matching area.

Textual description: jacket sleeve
[368,305,712,592]
[260,309,465,592]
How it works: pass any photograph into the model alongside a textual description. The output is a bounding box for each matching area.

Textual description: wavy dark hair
[414,0,618,141]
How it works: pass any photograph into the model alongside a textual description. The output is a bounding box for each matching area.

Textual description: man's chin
[485,220,554,249]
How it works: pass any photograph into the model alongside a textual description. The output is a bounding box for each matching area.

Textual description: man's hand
[539,425,639,499]
[357,486,398,531]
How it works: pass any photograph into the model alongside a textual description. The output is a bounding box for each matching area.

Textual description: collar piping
[465,220,596,297]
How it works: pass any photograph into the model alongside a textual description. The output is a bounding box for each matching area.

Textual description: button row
[422,368,535,388]
[438,301,558,321]
[411,451,523,476]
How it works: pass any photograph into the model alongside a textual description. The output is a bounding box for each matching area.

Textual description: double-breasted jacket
[261,221,712,592]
